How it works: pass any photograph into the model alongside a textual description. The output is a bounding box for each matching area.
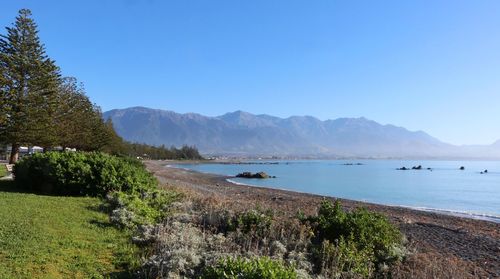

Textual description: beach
[145,160,499,277]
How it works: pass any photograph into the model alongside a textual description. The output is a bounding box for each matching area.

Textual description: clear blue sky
[1,1,499,145]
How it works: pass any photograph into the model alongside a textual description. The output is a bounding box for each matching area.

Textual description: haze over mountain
[104,107,500,159]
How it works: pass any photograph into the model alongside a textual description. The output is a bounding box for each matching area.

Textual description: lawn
[0,165,6,178]
[0,181,138,279]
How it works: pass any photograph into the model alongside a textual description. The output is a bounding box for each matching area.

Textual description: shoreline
[170,161,500,223]
[145,160,500,277]
[225,177,500,224]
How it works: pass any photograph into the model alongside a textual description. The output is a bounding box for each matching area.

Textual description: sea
[176,160,500,223]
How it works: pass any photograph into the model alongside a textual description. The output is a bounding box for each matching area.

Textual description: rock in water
[255,172,269,179]
[236,172,271,179]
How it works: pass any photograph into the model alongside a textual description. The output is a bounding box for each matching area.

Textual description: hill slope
[103,107,499,158]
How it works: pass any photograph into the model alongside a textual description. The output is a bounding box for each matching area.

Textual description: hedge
[14,151,157,197]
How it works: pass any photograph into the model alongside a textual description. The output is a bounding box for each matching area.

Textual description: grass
[0,165,6,178]
[0,181,139,279]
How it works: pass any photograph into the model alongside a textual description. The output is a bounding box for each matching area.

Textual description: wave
[399,205,500,223]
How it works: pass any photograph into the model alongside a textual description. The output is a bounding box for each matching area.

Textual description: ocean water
[176,160,500,222]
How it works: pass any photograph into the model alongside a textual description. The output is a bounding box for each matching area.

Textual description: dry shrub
[143,186,317,277]
[140,220,238,278]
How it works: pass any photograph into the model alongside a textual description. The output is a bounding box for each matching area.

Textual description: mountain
[103,107,500,159]
[493,140,500,147]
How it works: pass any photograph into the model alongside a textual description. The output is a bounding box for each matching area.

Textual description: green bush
[14,151,157,196]
[108,189,181,228]
[231,209,273,236]
[318,237,374,278]
[201,257,297,279]
[309,200,403,272]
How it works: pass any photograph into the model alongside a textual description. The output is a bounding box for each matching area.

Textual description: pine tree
[0,9,61,163]
[55,77,93,149]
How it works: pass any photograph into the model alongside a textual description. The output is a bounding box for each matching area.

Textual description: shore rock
[236,172,271,179]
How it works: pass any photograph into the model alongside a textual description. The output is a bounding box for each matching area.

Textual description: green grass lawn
[0,181,139,279]
[0,165,6,177]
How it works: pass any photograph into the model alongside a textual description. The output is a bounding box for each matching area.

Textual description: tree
[0,9,60,163]
[99,118,126,155]
[54,77,124,152]
[55,77,95,150]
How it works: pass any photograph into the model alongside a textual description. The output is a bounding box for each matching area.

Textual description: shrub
[233,209,274,236]
[318,238,374,278]
[308,200,403,274]
[141,221,234,278]
[201,257,298,279]
[108,189,181,228]
[14,151,157,196]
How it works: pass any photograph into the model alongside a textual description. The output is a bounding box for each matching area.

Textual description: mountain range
[103,107,500,159]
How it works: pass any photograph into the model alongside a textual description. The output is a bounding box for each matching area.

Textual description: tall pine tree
[0,9,60,163]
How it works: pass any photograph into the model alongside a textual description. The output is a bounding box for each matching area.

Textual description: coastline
[170,160,500,223]
[145,160,500,277]
[224,177,500,223]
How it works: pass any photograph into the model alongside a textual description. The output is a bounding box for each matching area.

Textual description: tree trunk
[9,144,19,164]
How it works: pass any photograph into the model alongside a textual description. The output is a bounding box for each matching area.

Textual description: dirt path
[145,160,500,277]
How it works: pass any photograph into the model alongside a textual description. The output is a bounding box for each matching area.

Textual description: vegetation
[307,200,404,276]
[0,9,60,163]
[55,77,115,152]
[109,141,205,160]
[0,181,139,278]
[4,148,406,278]
[13,152,158,197]
[135,182,408,279]
[124,143,204,160]
[202,257,298,279]
[0,10,115,163]
[0,9,205,163]
[0,165,5,177]
[107,189,180,228]
[227,209,274,236]
[13,151,182,229]
[5,151,183,277]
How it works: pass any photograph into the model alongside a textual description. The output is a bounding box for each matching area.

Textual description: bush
[14,151,157,196]
[108,189,181,228]
[308,200,403,274]
[318,238,374,278]
[232,209,274,236]
[201,257,298,279]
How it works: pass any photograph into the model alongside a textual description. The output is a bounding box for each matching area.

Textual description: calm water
[177,160,500,222]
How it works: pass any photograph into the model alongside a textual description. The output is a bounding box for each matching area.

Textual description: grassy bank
[0,181,138,279]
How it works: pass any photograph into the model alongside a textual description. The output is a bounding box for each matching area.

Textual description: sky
[1,1,499,145]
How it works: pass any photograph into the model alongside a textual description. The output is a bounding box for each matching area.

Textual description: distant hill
[103,107,500,159]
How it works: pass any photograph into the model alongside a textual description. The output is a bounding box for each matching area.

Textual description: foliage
[55,77,115,152]
[0,9,61,162]
[0,10,120,163]
[13,151,158,196]
[140,220,232,278]
[119,142,205,160]
[0,166,5,178]
[317,238,374,278]
[0,180,139,278]
[230,209,274,236]
[108,189,181,228]
[202,256,298,279]
[308,200,403,275]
